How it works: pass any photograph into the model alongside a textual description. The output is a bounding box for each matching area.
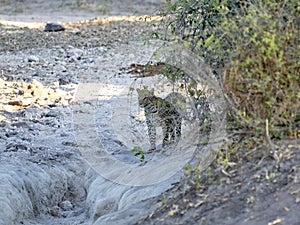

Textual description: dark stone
[44,22,65,32]
[58,74,77,85]
[0,121,7,128]
[18,89,25,95]
[58,77,71,85]
[11,122,30,128]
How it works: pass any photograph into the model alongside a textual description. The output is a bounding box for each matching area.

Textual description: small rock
[18,89,25,95]
[58,75,73,85]
[67,48,84,60]
[44,22,65,32]
[70,29,81,35]
[32,72,40,77]
[28,55,39,62]
[43,110,60,118]
[47,206,62,217]
[11,122,30,128]
[5,143,28,152]
[8,100,23,106]
[61,66,67,72]
[59,200,73,211]
[4,75,14,81]
[58,48,65,54]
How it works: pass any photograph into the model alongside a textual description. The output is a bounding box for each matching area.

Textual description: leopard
[136,88,182,151]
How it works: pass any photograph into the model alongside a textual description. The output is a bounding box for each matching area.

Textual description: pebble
[8,100,23,106]
[28,55,39,62]
[59,200,73,211]
[43,110,60,118]
[11,122,30,128]
[44,22,65,32]
[5,143,28,152]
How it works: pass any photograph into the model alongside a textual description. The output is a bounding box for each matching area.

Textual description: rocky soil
[136,139,300,225]
[0,1,182,225]
[1,1,299,225]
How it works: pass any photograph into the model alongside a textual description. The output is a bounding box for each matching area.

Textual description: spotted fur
[137,88,182,151]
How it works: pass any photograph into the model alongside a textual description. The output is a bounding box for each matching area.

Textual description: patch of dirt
[135,139,300,225]
[0,0,165,22]
[0,16,161,53]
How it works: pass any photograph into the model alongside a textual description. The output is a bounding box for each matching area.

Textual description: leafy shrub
[162,0,300,140]
[222,0,300,138]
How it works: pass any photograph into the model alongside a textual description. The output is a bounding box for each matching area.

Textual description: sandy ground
[0,0,164,23]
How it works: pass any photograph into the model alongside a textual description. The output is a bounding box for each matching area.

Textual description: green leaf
[131,146,145,162]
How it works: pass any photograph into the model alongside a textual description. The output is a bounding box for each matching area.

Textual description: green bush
[222,0,300,138]
[162,0,300,140]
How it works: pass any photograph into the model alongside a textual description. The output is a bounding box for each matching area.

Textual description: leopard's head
[136,88,154,106]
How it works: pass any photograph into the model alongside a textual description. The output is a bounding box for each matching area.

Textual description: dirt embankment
[136,139,300,225]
